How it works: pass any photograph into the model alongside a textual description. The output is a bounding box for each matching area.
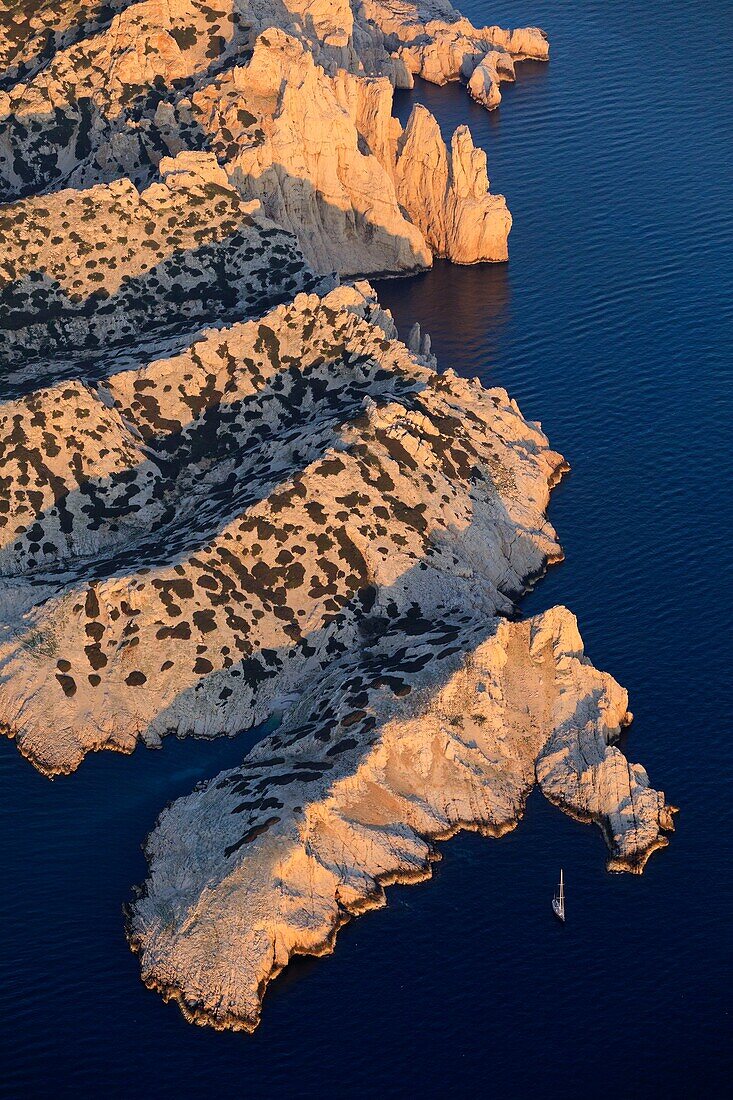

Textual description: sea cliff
[0,0,674,1033]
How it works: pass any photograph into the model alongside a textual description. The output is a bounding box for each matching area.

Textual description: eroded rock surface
[0,2,517,268]
[0,282,566,773]
[0,0,672,1037]
[128,606,673,1032]
[362,0,549,108]
[0,0,130,87]
[0,151,324,364]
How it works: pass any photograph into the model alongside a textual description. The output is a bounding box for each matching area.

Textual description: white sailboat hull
[552,869,565,920]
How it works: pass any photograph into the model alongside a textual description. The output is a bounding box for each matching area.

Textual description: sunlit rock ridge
[0,0,673,1032]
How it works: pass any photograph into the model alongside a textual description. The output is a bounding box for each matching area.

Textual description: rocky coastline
[0,0,674,1032]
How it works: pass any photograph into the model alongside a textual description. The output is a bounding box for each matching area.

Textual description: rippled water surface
[2,2,731,1096]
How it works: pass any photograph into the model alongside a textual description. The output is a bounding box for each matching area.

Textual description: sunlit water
[2,2,731,1096]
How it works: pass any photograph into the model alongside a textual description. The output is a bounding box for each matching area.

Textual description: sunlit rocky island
[0,0,675,1033]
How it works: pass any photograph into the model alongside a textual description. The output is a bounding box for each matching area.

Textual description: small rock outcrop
[394,106,511,262]
[362,0,549,107]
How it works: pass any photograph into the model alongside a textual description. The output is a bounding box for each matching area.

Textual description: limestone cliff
[0,0,673,1038]
[394,105,511,263]
[128,606,673,1033]
[0,2,517,269]
[195,30,510,270]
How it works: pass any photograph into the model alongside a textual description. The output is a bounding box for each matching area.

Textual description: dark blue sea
[2,1,731,1095]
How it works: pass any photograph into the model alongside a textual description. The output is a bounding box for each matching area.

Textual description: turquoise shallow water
[1,2,732,1096]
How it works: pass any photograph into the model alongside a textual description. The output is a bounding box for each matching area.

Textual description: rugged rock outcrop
[0,150,324,364]
[0,0,672,1038]
[188,29,432,274]
[0,3,515,269]
[193,29,510,270]
[0,282,566,773]
[394,105,511,263]
[362,0,549,108]
[128,605,673,1032]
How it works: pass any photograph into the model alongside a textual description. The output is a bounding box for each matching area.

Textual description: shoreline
[0,0,675,1036]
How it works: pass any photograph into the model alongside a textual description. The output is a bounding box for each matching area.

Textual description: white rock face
[394,106,511,262]
[362,0,549,107]
[212,30,510,269]
[194,29,432,274]
[128,606,673,1032]
[0,2,518,270]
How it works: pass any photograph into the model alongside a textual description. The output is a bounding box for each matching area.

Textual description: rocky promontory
[129,605,672,1032]
[0,0,672,1036]
[0,280,566,772]
[362,1,549,108]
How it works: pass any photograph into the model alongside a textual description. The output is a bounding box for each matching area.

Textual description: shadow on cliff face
[226,158,432,277]
[0,141,448,399]
[0,227,318,390]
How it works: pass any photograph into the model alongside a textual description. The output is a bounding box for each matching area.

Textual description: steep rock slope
[0,2,518,269]
[0,282,566,773]
[0,150,324,364]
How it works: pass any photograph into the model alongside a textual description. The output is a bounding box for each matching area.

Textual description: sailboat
[552,869,565,922]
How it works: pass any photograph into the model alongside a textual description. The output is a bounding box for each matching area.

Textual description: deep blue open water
[1,2,731,1095]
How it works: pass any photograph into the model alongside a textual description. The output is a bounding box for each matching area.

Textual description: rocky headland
[0,0,674,1033]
